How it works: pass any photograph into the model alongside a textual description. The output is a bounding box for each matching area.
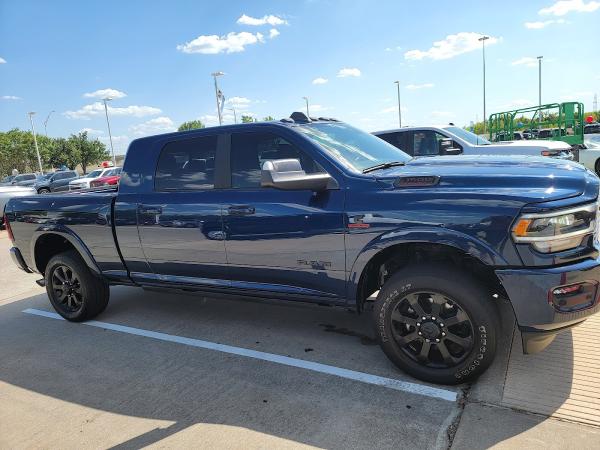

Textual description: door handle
[227,205,255,216]
[138,205,162,215]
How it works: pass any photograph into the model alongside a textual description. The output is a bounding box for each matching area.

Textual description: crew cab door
[220,130,346,301]
[135,134,228,280]
[51,171,78,192]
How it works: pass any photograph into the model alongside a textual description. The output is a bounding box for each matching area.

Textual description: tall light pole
[43,110,55,137]
[102,97,116,167]
[28,112,43,173]
[478,35,490,135]
[227,107,237,124]
[211,71,225,125]
[302,96,310,117]
[537,56,543,128]
[394,81,402,127]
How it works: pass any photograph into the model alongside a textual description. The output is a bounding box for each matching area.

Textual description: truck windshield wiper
[362,161,405,174]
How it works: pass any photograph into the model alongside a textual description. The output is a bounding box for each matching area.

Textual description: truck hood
[380,155,596,203]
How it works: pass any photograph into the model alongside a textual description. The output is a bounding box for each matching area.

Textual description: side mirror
[261,159,336,191]
[439,138,462,156]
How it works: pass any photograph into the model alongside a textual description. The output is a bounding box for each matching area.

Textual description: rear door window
[155,135,218,191]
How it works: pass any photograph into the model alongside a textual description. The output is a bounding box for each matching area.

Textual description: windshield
[87,169,103,178]
[444,126,491,145]
[585,135,600,149]
[295,122,411,172]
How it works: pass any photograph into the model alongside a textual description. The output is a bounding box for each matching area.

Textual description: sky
[1,0,599,154]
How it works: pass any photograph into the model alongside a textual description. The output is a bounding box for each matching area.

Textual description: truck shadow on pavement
[0,287,577,449]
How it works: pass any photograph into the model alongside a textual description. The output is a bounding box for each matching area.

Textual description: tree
[47,138,79,170]
[68,132,109,173]
[178,120,205,131]
[241,115,256,123]
[262,116,275,121]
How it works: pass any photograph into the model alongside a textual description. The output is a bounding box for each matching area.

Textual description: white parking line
[23,308,458,402]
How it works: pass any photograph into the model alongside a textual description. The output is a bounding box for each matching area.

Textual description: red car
[90,167,122,188]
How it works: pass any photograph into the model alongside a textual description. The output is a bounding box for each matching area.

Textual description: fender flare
[30,225,102,276]
[346,226,507,303]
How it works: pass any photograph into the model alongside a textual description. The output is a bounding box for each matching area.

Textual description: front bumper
[496,257,600,353]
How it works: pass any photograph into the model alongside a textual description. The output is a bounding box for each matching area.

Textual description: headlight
[512,202,598,253]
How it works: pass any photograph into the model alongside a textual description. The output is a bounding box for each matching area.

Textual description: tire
[594,159,600,177]
[38,188,51,194]
[372,264,498,385]
[45,250,109,322]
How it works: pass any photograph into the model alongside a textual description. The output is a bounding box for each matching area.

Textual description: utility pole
[302,96,310,117]
[102,98,116,167]
[394,81,402,127]
[211,71,225,125]
[43,110,55,137]
[227,107,237,124]
[478,36,490,134]
[537,56,543,128]
[28,112,43,173]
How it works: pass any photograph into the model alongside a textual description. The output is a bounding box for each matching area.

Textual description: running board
[35,279,46,287]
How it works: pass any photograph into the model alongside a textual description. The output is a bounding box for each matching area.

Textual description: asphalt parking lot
[1,231,599,449]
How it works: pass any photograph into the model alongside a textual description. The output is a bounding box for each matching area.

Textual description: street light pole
[227,107,237,124]
[302,96,310,117]
[394,81,402,127]
[478,35,490,135]
[537,56,543,128]
[102,98,116,167]
[28,112,43,173]
[43,110,55,137]
[211,71,225,126]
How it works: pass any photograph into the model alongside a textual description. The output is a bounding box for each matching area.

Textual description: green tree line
[0,129,109,177]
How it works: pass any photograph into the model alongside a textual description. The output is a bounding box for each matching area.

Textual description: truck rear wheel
[45,250,109,322]
[372,264,498,385]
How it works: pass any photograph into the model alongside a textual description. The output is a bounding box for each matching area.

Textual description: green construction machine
[488,102,585,147]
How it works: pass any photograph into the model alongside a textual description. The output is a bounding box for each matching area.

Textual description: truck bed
[5,188,125,275]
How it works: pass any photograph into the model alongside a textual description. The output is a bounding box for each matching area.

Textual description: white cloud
[99,135,130,154]
[130,116,176,136]
[64,102,162,120]
[225,96,252,109]
[384,46,402,52]
[83,88,127,99]
[269,28,280,39]
[337,67,361,77]
[0,57,6,64]
[237,14,288,26]
[539,0,600,16]
[312,77,328,85]
[404,32,500,61]
[405,83,434,90]
[560,91,593,101]
[1,95,21,100]
[502,99,534,109]
[177,31,265,54]
[524,19,566,28]
[79,128,103,135]
[511,56,539,67]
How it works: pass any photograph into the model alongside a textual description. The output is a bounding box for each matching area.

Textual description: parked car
[578,135,600,174]
[33,170,79,194]
[584,123,600,134]
[0,175,16,186]
[10,173,39,187]
[89,167,122,188]
[6,113,600,385]
[69,168,114,190]
[373,125,575,160]
[0,185,36,227]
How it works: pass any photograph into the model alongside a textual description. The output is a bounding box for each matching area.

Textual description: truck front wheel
[372,264,498,385]
[45,250,109,321]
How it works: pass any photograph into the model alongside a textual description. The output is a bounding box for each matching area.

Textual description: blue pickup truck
[5,112,600,384]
